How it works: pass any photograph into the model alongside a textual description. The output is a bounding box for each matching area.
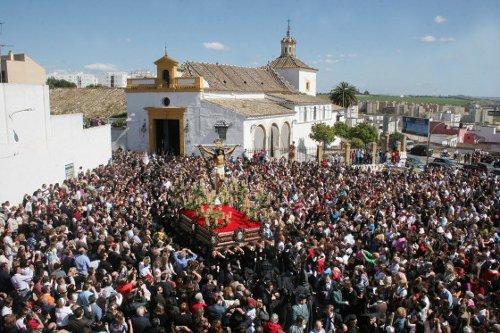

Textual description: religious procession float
[176,139,271,249]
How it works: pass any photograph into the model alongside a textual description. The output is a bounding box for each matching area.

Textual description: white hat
[437,226,444,234]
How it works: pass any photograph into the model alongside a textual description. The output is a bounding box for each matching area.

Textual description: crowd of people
[0,149,498,333]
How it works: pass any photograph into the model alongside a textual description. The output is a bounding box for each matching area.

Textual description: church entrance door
[155,119,180,155]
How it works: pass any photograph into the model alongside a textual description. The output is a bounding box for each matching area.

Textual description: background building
[126,26,340,157]
[48,71,99,88]
[98,71,129,88]
[1,51,45,85]
[0,53,111,203]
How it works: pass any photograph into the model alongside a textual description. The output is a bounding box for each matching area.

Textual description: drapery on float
[179,205,261,249]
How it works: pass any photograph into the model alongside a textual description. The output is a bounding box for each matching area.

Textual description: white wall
[126,91,201,152]
[292,104,339,148]
[99,72,129,88]
[299,71,316,96]
[0,83,111,203]
[274,68,317,96]
[243,116,295,151]
[126,91,247,155]
[197,101,246,156]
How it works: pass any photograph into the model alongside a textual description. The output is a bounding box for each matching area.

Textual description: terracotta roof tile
[204,98,295,118]
[268,93,333,105]
[182,62,296,93]
[268,55,317,71]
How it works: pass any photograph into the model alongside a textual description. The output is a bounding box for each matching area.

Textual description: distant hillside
[50,88,126,118]
[317,93,496,107]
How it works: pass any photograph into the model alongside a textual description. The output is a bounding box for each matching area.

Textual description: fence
[245,147,318,162]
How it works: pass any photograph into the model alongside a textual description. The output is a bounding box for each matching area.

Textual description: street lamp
[214,120,230,141]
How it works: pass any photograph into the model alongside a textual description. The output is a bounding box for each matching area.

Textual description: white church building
[126,25,341,156]
[0,52,112,203]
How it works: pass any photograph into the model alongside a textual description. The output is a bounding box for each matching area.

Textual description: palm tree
[329,82,358,108]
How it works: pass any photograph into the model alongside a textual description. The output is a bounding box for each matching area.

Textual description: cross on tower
[286,19,291,36]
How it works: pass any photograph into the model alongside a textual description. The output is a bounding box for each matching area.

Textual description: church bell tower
[280,19,296,57]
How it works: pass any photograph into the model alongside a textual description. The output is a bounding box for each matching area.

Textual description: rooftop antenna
[0,22,14,83]
[164,43,167,56]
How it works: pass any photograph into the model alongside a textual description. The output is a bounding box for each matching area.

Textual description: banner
[402,117,429,137]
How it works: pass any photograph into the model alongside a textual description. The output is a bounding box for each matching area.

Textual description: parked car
[406,157,424,170]
[409,145,433,157]
[428,158,458,169]
[406,140,415,152]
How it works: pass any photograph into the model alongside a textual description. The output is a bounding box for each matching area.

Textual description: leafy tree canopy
[389,131,405,143]
[349,123,379,144]
[329,82,358,108]
[46,77,76,89]
[309,123,336,147]
[350,137,364,149]
[332,122,351,139]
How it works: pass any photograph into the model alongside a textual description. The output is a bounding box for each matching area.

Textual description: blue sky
[1,0,499,96]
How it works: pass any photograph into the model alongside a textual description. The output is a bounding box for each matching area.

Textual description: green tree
[46,77,76,88]
[363,90,370,95]
[332,122,351,139]
[349,123,378,144]
[329,82,358,108]
[350,137,364,149]
[309,123,336,148]
[389,131,405,143]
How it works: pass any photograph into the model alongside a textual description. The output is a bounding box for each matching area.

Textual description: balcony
[126,76,205,92]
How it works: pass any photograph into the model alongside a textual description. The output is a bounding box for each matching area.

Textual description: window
[306,81,310,91]
[162,97,170,106]
[162,69,170,85]
[313,107,317,120]
[303,107,307,122]
[322,107,326,120]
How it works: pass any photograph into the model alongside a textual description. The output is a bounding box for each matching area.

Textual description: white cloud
[434,15,447,24]
[439,37,455,42]
[421,35,437,43]
[420,35,455,43]
[324,58,339,64]
[84,63,117,71]
[125,38,132,43]
[203,42,229,51]
[339,53,358,58]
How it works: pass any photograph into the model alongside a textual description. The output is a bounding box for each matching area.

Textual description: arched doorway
[269,124,280,157]
[281,122,291,149]
[253,125,266,150]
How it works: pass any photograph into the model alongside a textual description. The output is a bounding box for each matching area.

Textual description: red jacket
[264,321,283,333]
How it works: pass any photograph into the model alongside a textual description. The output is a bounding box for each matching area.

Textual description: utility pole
[0,22,14,83]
